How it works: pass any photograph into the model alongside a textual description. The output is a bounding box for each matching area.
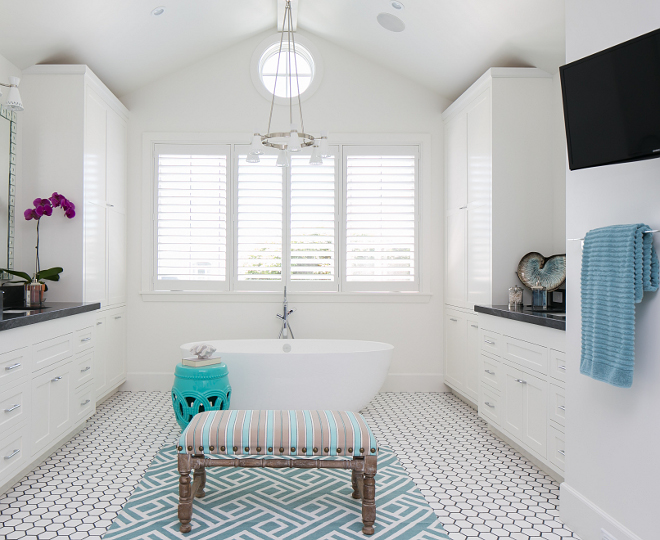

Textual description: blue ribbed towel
[581,224,659,387]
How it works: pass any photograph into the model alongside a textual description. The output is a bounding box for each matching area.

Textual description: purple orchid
[23,192,76,279]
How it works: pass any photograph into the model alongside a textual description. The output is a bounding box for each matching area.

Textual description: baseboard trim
[560,483,644,540]
[123,372,450,393]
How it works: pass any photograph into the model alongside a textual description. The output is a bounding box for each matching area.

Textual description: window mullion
[283,161,292,288]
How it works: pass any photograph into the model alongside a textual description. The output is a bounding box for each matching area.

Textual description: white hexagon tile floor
[0,391,581,540]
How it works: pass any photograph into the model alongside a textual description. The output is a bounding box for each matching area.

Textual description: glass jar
[25,278,45,307]
[508,286,523,308]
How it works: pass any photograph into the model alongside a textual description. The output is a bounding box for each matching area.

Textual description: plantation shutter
[154,144,229,291]
[343,147,418,292]
[236,154,283,289]
[289,153,338,291]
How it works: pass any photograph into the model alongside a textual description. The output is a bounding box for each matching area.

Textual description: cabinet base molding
[448,387,477,410]
[0,422,87,496]
[560,483,644,540]
[487,423,563,482]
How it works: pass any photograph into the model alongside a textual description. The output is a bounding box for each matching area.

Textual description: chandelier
[248,0,328,166]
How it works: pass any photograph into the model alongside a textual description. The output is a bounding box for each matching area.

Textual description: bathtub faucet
[276,286,296,339]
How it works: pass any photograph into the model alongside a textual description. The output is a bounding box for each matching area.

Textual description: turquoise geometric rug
[104,446,449,539]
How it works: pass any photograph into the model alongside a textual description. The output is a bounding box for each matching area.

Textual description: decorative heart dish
[516,252,566,291]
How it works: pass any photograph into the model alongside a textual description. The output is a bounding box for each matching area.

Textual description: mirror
[0,105,16,279]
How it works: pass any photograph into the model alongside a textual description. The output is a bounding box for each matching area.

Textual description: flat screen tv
[560,28,660,171]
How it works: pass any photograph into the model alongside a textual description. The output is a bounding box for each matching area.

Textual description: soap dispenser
[531,280,547,310]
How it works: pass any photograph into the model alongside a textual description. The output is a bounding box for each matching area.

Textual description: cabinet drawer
[75,350,94,387]
[74,383,95,426]
[479,384,501,426]
[33,334,73,372]
[549,349,566,382]
[0,424,28,484]
[0,379,30,434]
[548,423,565,472]
[74,326,94,353]
[502,335,548,375]
[481,353,502,391]
[0,347,30,387]
[549,383,566,428]
[480,329,501,356]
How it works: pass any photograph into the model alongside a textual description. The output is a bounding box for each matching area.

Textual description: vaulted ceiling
[0,0,564,101]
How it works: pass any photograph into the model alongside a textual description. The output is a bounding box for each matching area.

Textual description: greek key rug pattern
[104,446,450,540]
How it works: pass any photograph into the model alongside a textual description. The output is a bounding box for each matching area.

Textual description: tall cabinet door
[84,202,107,305]
[464,317,480,400]
[444,311,467,390]
[84,88,107,206]
[446,210,466,308]
[446,114,468,211]
[108,210,127,305]
[107,308,127,389]
[466,90,492,307]
[106,112,128,213]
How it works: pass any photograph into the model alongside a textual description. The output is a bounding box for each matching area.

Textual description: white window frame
[341,145,420,293]
[152,142,232,292]
[142,133,430,302]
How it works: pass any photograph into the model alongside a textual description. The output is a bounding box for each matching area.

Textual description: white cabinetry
[443,68,558,406]
[20,65,128,308]
[444,307,480,402]
[477,313,565,477]
[0,310,120,495]
[443,68,556,310]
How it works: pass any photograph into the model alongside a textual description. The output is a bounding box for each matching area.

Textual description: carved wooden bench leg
[178,453,193,534]
[361,455,377,535]
[192,454,206,498]
[351,457,364,499]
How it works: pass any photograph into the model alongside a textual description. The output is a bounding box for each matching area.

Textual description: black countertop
[474,305,566,331]
[0,302,102,331]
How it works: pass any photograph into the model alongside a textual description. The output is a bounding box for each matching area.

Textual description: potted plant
[1,192,75,306]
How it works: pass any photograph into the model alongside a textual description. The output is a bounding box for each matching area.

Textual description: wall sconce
[0,77,23,111]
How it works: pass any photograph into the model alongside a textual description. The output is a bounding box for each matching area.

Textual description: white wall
[120,30,450,393]
[562,3,660,540]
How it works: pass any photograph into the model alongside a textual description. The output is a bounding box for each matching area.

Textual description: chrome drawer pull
[4,404,20,413]
[449,318,457,322]
[558,450,566,456]
[484,369,495,375]
[114,316,122,319]
[515,379,527,384]
[558,405,566,411]
[80,337,91,342]
[51,376,62,382]
[4,449,19,460]
[484,340,495,345]
[81,366,91,373]
[557,365,566,371]
[5,363,21,371]
[96,322,103,326]
[484,401,495,408]
[471,324,478,328]
[459,205,467,209]
[81,399,91,407]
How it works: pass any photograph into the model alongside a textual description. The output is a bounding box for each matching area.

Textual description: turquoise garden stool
[171,363,232,430]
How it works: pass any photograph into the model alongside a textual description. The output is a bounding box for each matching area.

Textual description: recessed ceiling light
[151,6,166,16]
[391,1,404,9]
[377,13,405,32]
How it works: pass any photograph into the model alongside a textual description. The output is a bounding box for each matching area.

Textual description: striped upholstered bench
[177,410,379,535]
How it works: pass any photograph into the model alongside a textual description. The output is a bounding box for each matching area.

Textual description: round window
[260,42,314,98]
[251,34,323,104]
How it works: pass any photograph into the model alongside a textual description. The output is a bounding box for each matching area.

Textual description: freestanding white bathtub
[179,339,393,412]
